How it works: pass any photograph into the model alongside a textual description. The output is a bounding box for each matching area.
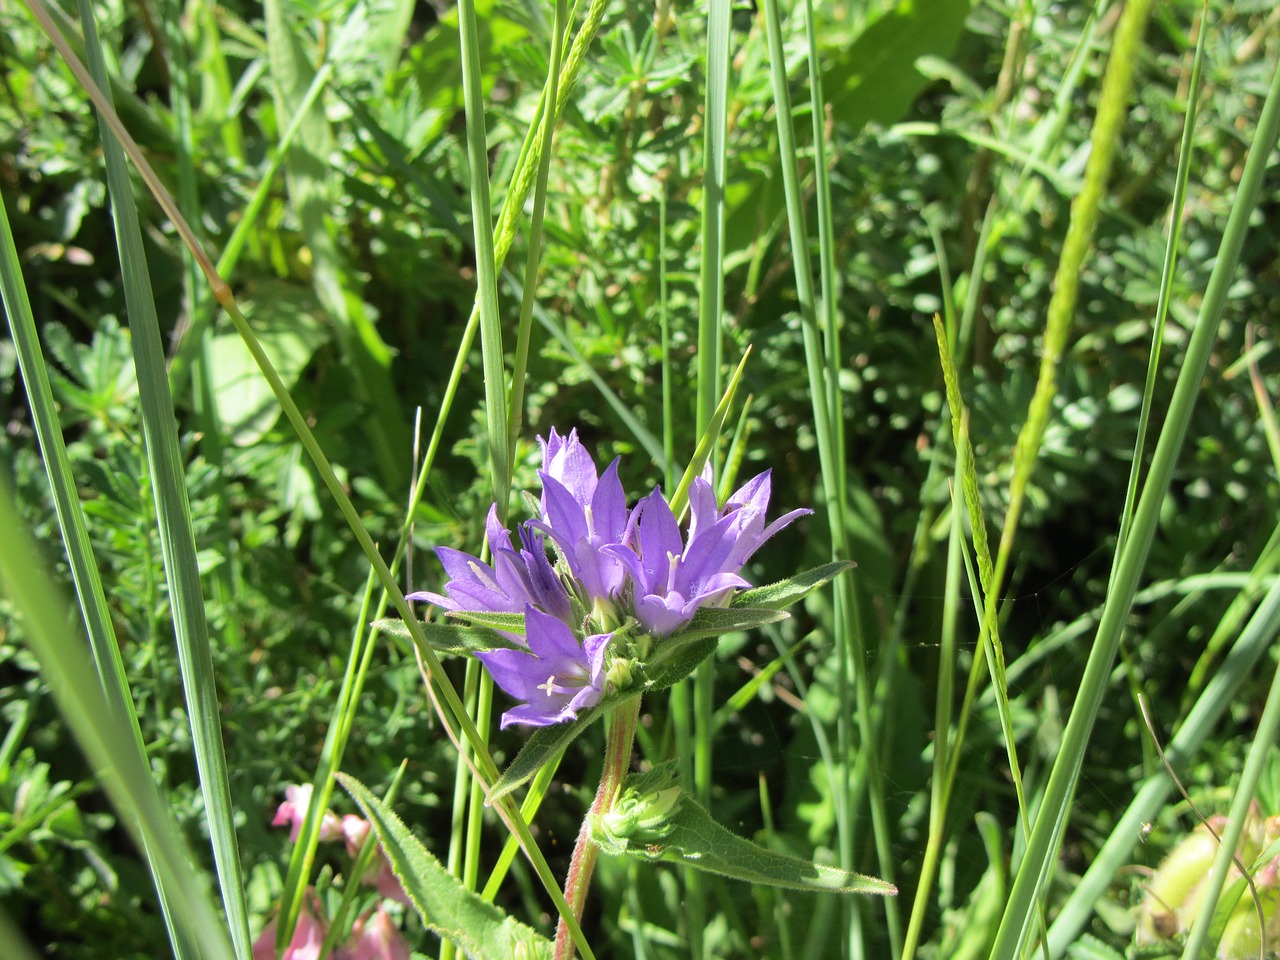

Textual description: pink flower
[345,908,410,960]
[342,815,410,906]
[272,784,343,843]
[252,894,333,960]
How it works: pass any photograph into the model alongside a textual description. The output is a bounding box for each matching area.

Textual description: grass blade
[69,1,250,953]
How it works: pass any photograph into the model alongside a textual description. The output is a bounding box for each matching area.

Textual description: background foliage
[1,0,1278,957]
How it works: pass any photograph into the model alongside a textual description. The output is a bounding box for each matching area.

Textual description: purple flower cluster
[412,429,808,728]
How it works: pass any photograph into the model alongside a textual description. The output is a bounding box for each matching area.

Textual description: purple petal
[540,472,590,545]
[592,459,628,541]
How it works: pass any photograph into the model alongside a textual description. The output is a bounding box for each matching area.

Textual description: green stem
[554,697,641,960]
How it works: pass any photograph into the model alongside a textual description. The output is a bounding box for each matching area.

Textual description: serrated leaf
[731,561,855,610]
[666,605,790,639]
[596,767,896,896]
[375,619,522,656]
[336,773,552,960]
[487,698,633,803]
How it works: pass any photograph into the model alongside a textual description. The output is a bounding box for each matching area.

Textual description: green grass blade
[0,476,234,960]
[695,0,730,438]
[0,179,197,959]
[507,0,568,458]
[70,1,250,954]
[988,39,1280,960]
[456,0,511,513]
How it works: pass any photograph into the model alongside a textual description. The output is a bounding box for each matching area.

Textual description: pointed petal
[592,459,628,540]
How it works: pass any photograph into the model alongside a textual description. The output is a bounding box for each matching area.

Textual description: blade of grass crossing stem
[1181,626,1280,960]
[0,185,197,960]
[22,6,592,955]
[507,0,567,457]
[1046,554,1280,957]
[989,45,1280,960]
[0,476,234,960]
[457,0,511,511]
[481,751,566,902]
[72,2,251,955]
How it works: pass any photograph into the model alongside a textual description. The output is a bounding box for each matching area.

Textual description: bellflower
[531,428,629,604]
[408,504,572,627]
[475,604,611,728]
[608,471,810,636]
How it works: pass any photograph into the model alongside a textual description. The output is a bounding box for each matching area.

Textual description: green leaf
[821,0,972,136]
[377,619,522,656]
[336,773,552,960]
[205,280,327,445]
[593,763,896,897]
[487,698,635,803]
[731,561,855,610]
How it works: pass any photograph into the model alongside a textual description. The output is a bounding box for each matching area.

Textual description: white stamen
[538,675,558,696]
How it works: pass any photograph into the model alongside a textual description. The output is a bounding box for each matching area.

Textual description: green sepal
[731,560,855,610]
[336,773,552,960]
[374,618,522,656]
[592,762,896,897]
[488,695,640,803]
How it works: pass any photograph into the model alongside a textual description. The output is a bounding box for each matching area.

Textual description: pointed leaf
[336,773,552,960]
[593,764,896,897]
[731,561,855,610]
[376,619,522,656]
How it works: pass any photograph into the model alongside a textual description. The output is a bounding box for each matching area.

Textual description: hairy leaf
[731,561,855,610]
[336,773,552,960]
[376,618,522,656]
[593,764,896,897]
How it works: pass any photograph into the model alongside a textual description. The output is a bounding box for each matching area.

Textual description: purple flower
[530,428,629,603]
[475,605,611,728]
[608,471,810,636]
[408,505,572,626]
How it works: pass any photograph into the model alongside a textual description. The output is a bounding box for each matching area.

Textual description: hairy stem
[554,697,641,960]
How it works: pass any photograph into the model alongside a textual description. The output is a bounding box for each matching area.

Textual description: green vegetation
[1,0,1278,958]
